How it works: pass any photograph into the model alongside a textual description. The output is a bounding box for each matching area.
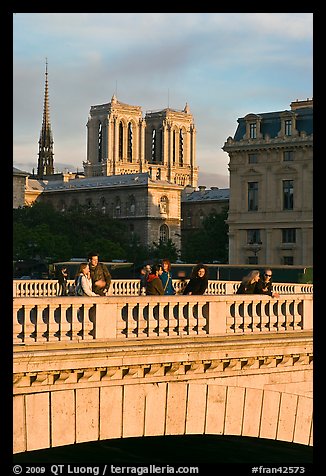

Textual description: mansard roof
[43,173,181,192]
[233,106,313,141]
[183,188,229,202]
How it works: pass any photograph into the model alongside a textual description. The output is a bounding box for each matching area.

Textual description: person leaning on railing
[255,268,280,298]
[236,270,260,294]
[183,263,209,295]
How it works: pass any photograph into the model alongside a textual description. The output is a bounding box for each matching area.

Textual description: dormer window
[285,120,292,136]
[249,123,257,139]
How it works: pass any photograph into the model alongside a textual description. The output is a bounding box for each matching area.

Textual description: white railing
[13,279,313,298]
[13,293,313,344]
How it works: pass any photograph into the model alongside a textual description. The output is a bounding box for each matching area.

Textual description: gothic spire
[37,58,54,177]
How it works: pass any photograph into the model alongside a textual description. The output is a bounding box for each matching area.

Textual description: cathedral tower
[37,59,54,177]
[84,95,198,187]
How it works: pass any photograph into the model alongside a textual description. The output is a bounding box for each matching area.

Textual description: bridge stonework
[13,291,313,454]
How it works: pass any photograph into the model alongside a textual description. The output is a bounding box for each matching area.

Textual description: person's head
[162,258,171,272]
[88,252,99,267]
[151,264,163,276]
[263,268,273,281]
[245,270,260,284]
[145,264,151,273]
[192,263,208,279]
[79,263,90,275]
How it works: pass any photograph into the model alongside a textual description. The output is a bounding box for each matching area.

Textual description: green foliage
[148,238,179,263]
[182,207,229,263]
[13,202,131,263]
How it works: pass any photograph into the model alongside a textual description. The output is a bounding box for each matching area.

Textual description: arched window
[127,122,133,162]
[114,197,121,217]
[179,129,184,166]
[100,197,107,214]
[151,128,157,162]
[98,122,103,162]
[160,224,169,242]
[159,196,168,214]
[127,195,136,215]
[172,130,176,164]
[58,200,66,212]
[119,122,123,160]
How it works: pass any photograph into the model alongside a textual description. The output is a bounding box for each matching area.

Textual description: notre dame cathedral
[83,93,198,187]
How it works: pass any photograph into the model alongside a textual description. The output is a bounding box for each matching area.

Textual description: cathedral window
[127,123,133,162]
[159,196,168,214]
[179,130,184,166]
[151,128,157,162]
[160,224,169,242]
[127,195,136,215]
[114,197,121,217]
[172,130,176,164]
[98,122,103,162]
[119,122,123,160]
[100,197,107,214]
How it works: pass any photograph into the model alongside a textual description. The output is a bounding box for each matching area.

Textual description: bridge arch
[14,382,312,453]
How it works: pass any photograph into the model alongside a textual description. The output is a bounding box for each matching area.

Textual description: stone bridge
[13,286,313,454]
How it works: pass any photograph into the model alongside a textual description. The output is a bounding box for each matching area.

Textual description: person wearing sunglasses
[255,268,279,298]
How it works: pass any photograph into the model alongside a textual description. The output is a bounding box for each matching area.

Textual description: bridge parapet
[13,279,313,297]
[13,293,313,344]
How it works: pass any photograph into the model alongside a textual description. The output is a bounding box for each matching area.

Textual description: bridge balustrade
[13,279,313,297]
[13,293,313,344]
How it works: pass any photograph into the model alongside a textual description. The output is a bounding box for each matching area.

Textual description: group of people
[58,257,278,299]
[140,260,209,296]
[57,252,112,297]
[236,268,279,297]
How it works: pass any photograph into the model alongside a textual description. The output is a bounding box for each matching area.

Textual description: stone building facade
[223,99,313,266]
[84,95,198,187]
[39,173,182,249]
[181,185,229,240]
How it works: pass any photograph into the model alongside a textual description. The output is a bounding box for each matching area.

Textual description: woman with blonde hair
[75,263,99,297]
[236,269,260,294]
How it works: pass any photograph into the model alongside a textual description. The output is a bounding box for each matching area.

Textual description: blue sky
[13,13,313,188]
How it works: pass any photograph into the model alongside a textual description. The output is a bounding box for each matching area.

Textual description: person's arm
[102,264,112,288]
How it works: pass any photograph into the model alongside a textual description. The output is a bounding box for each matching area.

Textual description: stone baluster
[188,302,197,334]
[178,302,189,336]
[167,302,178,336]
[234,300,244,333]
[35,304,48,342]
[71,303,81,341]
[82,304,95,340]
[269,299,279,331]
[252,300,261,332]
[156,302,166,336]
[197,302,207,335]
[126,303,137,338]
[13,301,23,344]
[137,301,148,337]
[60,303,72,341]
[48,303,59,341]
[293,298,303,330]
[23,304,35,343]
[147,302,158,337]
[242,300,252,333]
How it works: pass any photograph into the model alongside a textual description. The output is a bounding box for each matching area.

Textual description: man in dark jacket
[87,252,112,296]
[255,268,279,298]
[146,264,164,295]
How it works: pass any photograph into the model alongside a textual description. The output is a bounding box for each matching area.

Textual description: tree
[182,207,228,263]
